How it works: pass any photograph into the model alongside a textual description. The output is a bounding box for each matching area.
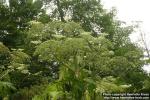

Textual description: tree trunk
[56,0,65,22]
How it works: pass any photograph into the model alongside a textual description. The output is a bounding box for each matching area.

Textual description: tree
[28,20,145,99]
[0,0,43,47]
[32,30,111,99]
[43,0,115,36]
[0,0,149,99]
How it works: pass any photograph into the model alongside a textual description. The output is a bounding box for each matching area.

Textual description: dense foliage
[0,0,149,100]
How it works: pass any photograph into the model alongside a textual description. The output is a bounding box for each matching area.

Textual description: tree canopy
[0,0,149,100]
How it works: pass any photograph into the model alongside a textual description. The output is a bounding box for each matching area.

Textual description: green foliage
[0,0,43,47]
[141,78,150,92]
[0,43,16,97]
[10,85,46,100]
[0,0,149,99]
[11,50,31,64]
[9,50,31,80]
[29,20,146,99]
[0,42,11,66]
[96,76,129,93]
[25,21,83,55]
[44,0,115,35]
[37,12,51,23]
[33,32,112,99]
[0,81,16,97]
[33,29,141,99]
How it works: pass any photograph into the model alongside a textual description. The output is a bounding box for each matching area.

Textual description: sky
[101,0,150,73]
[102,0,150,42]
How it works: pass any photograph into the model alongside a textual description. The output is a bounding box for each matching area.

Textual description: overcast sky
[101,0,150,72]
[102,0,150,41]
